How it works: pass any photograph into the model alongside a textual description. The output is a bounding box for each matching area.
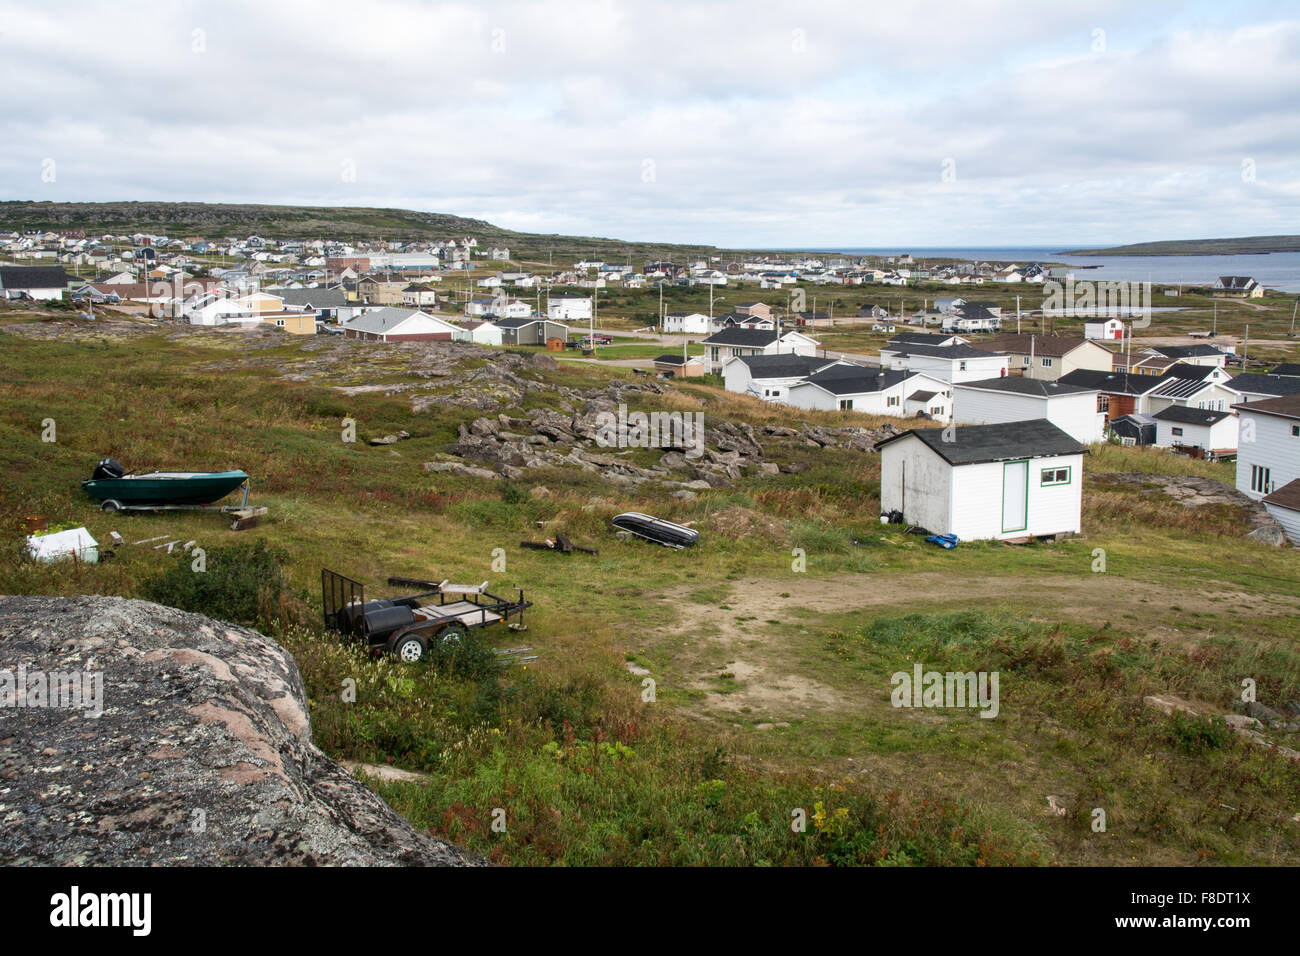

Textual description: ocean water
[808,246,1300,293]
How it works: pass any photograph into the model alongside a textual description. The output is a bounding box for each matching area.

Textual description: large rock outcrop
[0,595,482,866]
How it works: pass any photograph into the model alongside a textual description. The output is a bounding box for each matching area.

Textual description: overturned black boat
[611,512,699,549]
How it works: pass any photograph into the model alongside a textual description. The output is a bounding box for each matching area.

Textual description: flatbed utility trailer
[321,568,532,663]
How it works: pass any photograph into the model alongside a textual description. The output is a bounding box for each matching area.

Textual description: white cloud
[0,0,1295,245]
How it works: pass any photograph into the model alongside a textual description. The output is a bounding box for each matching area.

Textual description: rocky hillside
[0,595,483,866]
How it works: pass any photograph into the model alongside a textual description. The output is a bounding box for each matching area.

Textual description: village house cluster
[2,229,1295,545]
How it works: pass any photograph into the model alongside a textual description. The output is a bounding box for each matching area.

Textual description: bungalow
[402,284,440,307]
[1232,394,1300,500]
[980,333,1115,381]
[275,286,352,321]
[0,265,73,300]
[653,353,709,379]
[663,311,710,335]
[711,310,775,332]
[1213,276,1264,299]
[262,310,319,335]
[723,353,849,402]
[547,295,592,321]
[952,376,1104,444]
[494,317,571,347]
[1225,372,1300,404]
[1140,344,1229,369]
[888,332,969,349]
[878,342,1009,384]
[1153,406,1238,456]
[877,419,1085,541]
[787,367,953,421]
[343,307,468,343]
[701,327,820,373]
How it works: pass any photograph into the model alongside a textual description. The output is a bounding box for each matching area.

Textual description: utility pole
[1291,300,1297,334]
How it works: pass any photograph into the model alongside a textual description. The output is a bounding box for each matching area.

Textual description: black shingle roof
[1227,374,1300,397]
[702,328,782,347]
[956,376,1095,397]
[1058,369,1163,395]
[730,353,840,377]
[0,266,72,290]
[800,368,911,395]
[877,419,1085,465]
[1153,406,1234,425]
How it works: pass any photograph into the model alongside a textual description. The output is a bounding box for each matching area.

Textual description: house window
[1022,355,1030,365]
[839,399,853,410]
[1041,466,1071,486]
[887,396,899,407]
[710,347,719,362]
[959,361,968,371]
[1041,357,1053,367]
[930,406,943,416]
[1292,425,1299,437]
[1251,465,1272,494]
[1097,394,1109,413]
[1171,427,1184,437]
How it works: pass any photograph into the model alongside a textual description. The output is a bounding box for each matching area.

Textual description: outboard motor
[92,458,125,480]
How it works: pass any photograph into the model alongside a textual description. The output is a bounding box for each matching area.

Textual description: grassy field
[1,309,1298,866]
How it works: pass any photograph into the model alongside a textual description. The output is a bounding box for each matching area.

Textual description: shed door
[1002,460,1028,533]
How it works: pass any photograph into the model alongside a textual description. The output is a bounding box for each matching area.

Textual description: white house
[787,368,953,421]
[722,353,847,402]
[1152,406,1239,454]
[343,307,468,343]
[701,328,820,373]
[0,265,72,300]
[663,312,710,335]
[952,377,1105,444]
[1233,394,1300,500]
[878,419,1085,541]
[547,295,593,321]
[879,342,1009,384]
[1143,365,1241,415]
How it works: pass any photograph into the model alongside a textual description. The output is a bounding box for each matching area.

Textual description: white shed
[953,377,1104,444]
[1152,406,1239,453]
[877,419,1085,541]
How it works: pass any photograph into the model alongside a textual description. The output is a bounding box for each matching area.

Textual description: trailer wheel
[437,623,468,648]
[392,634,427,664]
[101,500,122,513]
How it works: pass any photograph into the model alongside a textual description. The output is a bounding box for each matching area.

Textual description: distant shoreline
[1058,236,1300,257]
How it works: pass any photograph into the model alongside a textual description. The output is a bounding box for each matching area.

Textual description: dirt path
[647,570,1300,721]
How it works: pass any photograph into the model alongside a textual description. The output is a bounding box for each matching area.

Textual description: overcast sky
[1,0,1297,248]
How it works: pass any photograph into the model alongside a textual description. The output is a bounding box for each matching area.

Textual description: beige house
[981,334,1114,381]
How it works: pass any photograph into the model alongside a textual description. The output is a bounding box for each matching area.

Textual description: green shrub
[141,539,295,630]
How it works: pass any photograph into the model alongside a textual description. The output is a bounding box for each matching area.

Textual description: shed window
[1041,467,1070,486]
[1171,427,1184,437]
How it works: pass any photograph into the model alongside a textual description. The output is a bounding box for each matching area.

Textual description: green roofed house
[876,419,1085,541]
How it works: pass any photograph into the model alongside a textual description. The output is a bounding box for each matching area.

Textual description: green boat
[82,458,250,511]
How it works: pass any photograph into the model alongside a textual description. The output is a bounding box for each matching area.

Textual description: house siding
[880,440,951,533]
[948,454,1084,540]
[1235,410,1300,499]
[953,387,1104,444]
